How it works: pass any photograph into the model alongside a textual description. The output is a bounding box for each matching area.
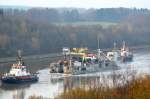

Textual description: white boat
[106,42,133,63]
[120,41,133,62]
[1,50,39,84]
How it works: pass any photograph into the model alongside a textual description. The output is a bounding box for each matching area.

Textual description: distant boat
[106,42,133,63]
[1,50,39,84]
[50,48,119,75]
[120,41,133,62]
[106,42,120,62]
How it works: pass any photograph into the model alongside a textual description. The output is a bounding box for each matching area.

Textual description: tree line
[0,7,150,57]
[1,7,149,23]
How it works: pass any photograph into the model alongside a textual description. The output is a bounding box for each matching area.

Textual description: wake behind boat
[1,50,39,84]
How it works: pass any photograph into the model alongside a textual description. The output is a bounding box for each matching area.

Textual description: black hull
[1,76,38,84]
[121,55,133,62]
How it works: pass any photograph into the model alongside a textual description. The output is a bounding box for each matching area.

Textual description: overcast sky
[0,0,149,9]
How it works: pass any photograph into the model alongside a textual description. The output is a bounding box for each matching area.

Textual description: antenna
[18,50,22,58]
[123,41,126,49]
[17,49,23,65]
[97,34,100,49]
[113,42,116,51]
[97,34,101,62]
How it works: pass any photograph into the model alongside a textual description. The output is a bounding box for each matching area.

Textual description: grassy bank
[57,74,150,99]
[0,53,62,63]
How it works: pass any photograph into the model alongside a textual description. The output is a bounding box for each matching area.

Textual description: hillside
[0,7,150,57]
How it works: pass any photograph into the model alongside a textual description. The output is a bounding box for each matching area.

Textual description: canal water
[0,47,150,99]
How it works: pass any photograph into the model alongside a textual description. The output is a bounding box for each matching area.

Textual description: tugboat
[1,50,39,84]
[120,41,133,62]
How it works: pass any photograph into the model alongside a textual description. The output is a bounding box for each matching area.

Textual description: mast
[69,48,72,68]
[123,41,126,50]
[113,42,116,51]
[97,34,101,63]
[113,42,118,62]
[97,34,100,50]
[17,50,23,65]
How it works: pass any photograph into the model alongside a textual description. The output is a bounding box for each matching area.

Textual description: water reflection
[0,82,39,99]
[12,89,25,99]
[0,83,31,90]
[50,76,102,92]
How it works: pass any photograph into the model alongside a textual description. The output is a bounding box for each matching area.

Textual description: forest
[0,7,150,57]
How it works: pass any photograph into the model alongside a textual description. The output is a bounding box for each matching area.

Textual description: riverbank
[0,53,63,74]
[0,44,150,64]
[90,44,150,53]
[0,53,62,63]
[57,74,150,99]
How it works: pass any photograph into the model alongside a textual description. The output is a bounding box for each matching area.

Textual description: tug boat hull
[121,55,133,62]
[1,75,38,84]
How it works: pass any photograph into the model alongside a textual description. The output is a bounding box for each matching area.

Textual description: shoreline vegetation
[28,68,150,99]
[57,71,150,99]
[57,76,150,99]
